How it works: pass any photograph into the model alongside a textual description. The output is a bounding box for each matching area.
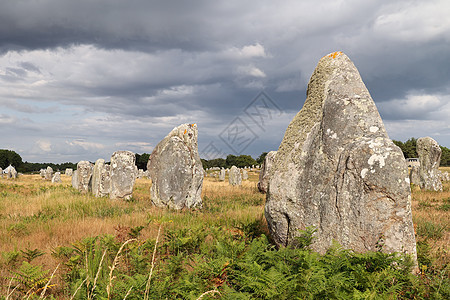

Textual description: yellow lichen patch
[323,51,343,59]
[328,51,342,58]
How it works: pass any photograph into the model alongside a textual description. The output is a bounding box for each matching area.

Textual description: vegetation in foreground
[0,170,449,299]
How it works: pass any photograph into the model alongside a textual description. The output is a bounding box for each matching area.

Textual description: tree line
[3,138,448,174]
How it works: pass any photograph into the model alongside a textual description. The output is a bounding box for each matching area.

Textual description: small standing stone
[409,166,420,186]
[51,172,62,183]
[91,159,111,197]
[65,168,73,176]
[110,151,137,200]
[73,161,93,193]
[242,169,248,180]
[229,165,242,186]
[219,168,226,181]
[417,137,442,191]
[72,170,79,190]
[147,123,204,209]
[45,166,53,181]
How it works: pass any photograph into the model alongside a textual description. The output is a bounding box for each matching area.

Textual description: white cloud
[377,92,447,120]
[36,140,52,152]
[374,0,450,42]
[239,43,267,58]
[66,140,105,151]
[237,65,266,78]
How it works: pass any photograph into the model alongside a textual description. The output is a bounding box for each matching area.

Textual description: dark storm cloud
[0,0,225,52]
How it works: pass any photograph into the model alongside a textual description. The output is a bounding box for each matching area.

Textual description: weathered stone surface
[265,52,417,262]
[147,124,204,209]
[440,171,450,182]
[258,151,277,193]
[110,151,136,200]
[73,161,93,193]
[65,168,73,176]
[219,168,226,181]
[242,169,248,180]
[4,165,17,179]
[410,166,420,186]
[417,137,442,191]
[91,159,111,197]
[45,166,53,181]
[229,165,242,186]
[40,169,46,178]
[72,170,79,190]
[51,172,62,183]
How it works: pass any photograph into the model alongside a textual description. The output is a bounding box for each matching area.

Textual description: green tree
[256,152,268,165]
[0,149,23,169]
[226,154,256,168]
[441,146,450,166]
[135,153,150,171]
[403,138,418,158]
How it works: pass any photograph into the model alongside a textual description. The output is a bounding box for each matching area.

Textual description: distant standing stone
[110,151,137,200]
[417,137,442,191]
[265,52,417,263]
[45,166,53,181]
[91,159,111,197]
[242,169,248,180]
[73,161,93,193]
[219,168,226,181]
[65,168,73,176]
[72,170,79,190]
[258,151,277,193]
[51,172,62,183]
[409,166,420,186]
[40,169,46,178]
[229,165,242,186]
[148,123,204,209]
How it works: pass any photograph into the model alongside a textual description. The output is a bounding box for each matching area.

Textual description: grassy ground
[0,169,448,299]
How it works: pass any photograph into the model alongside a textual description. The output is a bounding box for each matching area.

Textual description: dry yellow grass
[0,168,449,296]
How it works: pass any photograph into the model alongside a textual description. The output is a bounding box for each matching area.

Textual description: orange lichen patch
[323,51,343,59]
[184,129,187,134]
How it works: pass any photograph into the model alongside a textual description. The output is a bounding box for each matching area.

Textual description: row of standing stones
[0,165,18,179]
[70,151,138,200]
[24,52,450,268]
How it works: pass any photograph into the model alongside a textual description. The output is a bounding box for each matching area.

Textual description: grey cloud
[1,0,450,163]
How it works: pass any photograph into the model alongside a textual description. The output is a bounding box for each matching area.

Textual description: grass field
[0,169,448,299]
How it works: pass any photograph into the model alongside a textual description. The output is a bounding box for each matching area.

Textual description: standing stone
[417,137,442,191]
[440,171,450,182]
[110,151,136,200]
[51,172,62,183]
[0,167,2,178]
[219,168,226,181]
[265,52,417,262]
[73,161,93,193]
[148,124,204,209]
[40,169,46,178]
[258,151,277,193]
[228,165,242,186]
[65,168,73,176]
[242,169,248,180]
[409,166,420,186]
[72,170,79,190]
[45,166,53,181]
[91,159,111,197]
